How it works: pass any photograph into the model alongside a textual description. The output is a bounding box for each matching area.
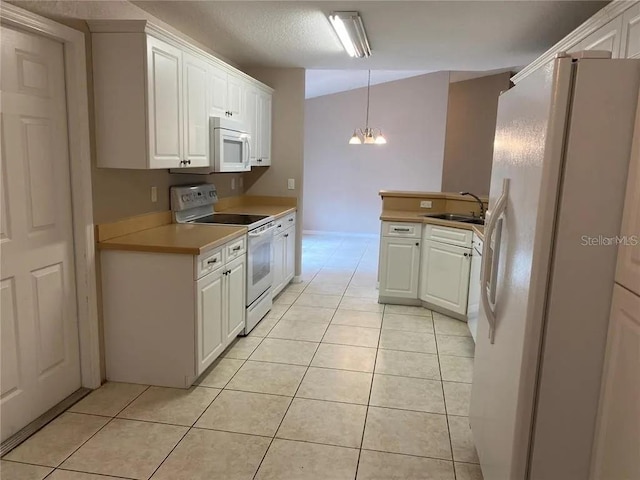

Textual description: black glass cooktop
[192,213,269,226]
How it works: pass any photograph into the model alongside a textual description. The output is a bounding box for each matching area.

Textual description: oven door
[247,226,274,305]
[213,127,251,173]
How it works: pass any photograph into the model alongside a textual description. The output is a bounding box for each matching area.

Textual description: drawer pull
[207,258,218,264]
[394,228,410,232]
[232,246,241,252]
[284,233,289,238]
[277,224,282,228]
[288,218,294,222]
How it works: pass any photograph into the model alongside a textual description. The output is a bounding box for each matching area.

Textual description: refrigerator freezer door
[470,57,574,480]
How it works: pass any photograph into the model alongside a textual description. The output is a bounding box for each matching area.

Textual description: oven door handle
[248,225,275,238]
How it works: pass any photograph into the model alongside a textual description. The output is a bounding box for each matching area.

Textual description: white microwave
[173,117,250,174]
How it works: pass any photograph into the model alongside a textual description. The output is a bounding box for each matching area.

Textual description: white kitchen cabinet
[225,255,247,344]
[196,267,224,374]
[101,236,247,388]
[272,213,296,297]
[420,233,472,316]
[89,20,273,169]
[621,3,640,59]
[183,51,210,166]
[590,284,640,480]
[146,36,183,168]
[466,234,483,342]
[379,237,421,299]
[579,16,624,56]
[248,86,273,166]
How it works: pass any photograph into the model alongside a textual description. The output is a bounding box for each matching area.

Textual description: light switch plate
[287,178,295,190]
[420,200,432,208]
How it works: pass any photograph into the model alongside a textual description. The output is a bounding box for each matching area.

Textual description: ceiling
[132,1,607,72]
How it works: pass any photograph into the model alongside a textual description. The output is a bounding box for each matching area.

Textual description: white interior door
[1,26,82,441]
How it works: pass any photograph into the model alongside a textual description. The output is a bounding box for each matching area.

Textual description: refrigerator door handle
[481,178,509,343]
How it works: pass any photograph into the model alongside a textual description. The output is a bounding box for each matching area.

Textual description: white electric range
[171,184,274,334]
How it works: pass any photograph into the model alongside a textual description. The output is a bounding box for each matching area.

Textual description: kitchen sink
[423,213,484,225]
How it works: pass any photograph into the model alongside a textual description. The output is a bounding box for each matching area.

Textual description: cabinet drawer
[425,224,472,248]
[281,212,296,228]
[197,249,223,279]
[382,222,422,238]
[225,236,246,262]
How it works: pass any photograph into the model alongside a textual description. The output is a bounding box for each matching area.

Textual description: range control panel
[171,184,218,212]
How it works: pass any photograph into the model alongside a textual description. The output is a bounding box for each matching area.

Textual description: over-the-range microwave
[171,116,251,174]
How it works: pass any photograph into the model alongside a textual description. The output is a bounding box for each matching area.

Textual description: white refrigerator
[470,55,640,480]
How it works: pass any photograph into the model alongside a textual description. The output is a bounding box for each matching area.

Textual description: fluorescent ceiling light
[329,11,371,58]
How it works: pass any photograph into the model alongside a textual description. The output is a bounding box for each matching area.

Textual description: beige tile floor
[1,233,483,480]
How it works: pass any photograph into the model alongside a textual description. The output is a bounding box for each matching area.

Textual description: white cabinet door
[420,239,471,315]
[227,74,245,122]
[272,232,286,296]
[284,227,296,284]
[146,36,183,168]
[379,237,421,299]
[225,255,246,344]
[258,92,272,165]
[247,87,259,164]
[590,284,640,480]
[208,62,228,118]
[621,3,640,59]
[582,16,624,57]
[196,268,224,375]
[182,52,209,167]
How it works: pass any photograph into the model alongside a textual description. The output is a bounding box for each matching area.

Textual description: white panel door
[0,26,81,441]
[247,88,259,165]
[258,92,272,165]
[419,240,471,314]
[227,74,244,122]
[379,237,421,299]
[590,284,640,480]
[284,228,296,284]
[196,269,224,375]
[182,52,209,167]
[208,63,227,118]
[225,255,246,344]
[272,232,286,297]
[146,35,183,168]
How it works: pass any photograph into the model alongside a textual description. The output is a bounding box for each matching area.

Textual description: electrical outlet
[231,178,236,190]
[151,186,158,203]
[420,200,432,208]
[287,178,295,190]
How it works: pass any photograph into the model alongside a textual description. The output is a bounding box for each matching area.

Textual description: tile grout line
[432,310,458,480]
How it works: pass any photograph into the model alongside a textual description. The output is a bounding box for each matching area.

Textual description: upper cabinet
[513,1,640,84]
[247,86,272,166]
[89,20,273,169]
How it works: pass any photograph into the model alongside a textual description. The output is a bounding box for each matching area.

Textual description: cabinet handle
[257,158,262,163]
[284,234,289,238]
[207,258,218,264]
[232,246,241,251]
[394,228,410,232]
[464,252,470,257]
[187,159,191,165]
[277,224,282,228]
[415,242,419,246]
[288,218,294,222]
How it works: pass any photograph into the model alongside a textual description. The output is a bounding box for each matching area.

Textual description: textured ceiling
[132,0,607,71]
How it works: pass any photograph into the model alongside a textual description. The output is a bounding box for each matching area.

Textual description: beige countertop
[98,224,247,255]
[380,209,483,232]
[217,205,296,218]
[472,225,485,240]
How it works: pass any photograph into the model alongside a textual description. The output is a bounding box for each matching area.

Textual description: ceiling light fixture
[329,11,371,58]
[349,70,387,145]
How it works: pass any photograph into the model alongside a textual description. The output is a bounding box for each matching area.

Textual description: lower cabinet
[196,254,246,375]
[101,236,247,388]
[420,239,472,315]
[379,237,421,299]
[272,213,296,297]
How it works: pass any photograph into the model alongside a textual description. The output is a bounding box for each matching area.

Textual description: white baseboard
[303,230,379,239]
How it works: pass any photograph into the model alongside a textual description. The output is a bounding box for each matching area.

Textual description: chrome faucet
[460,192,485,220]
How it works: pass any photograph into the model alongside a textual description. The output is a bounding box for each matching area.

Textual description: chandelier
[349,70,387,145]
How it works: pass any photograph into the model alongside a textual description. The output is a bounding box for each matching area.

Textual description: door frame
[1,3,101,388]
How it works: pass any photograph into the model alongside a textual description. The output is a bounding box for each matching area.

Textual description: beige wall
[442,72,511,196]
[303,72,450,234]
[243,67,306,275]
